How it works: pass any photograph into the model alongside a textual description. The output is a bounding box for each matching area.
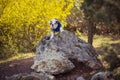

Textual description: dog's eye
[55,21,58,24]
[50,22,52,25]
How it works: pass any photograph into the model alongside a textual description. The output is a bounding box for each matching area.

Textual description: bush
[0,41,18,59]
[103,47,120,71]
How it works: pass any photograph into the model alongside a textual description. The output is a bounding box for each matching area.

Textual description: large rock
[32,30,102,74]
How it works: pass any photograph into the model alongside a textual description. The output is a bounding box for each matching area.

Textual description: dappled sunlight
[76,32,120,48]
[0,52,35,64]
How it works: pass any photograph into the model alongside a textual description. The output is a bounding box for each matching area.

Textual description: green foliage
[103,48,120,71]
[95,38,120,71]
[0,0,74,58]
[113,67,120,80]
[82,0,120,35]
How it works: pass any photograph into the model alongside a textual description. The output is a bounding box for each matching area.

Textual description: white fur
[49,19,64,39]
[50,31,54,39]
[49,19,58,29]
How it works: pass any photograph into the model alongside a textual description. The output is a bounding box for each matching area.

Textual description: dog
[49,18,64,39]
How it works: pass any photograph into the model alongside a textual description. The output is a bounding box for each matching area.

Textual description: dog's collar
[58,22,61,28]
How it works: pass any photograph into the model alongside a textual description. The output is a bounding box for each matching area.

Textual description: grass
[75,30,120,48]
[93,35,120,48]
[0,52,35,64]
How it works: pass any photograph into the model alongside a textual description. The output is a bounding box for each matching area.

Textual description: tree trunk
[87,19,95,45]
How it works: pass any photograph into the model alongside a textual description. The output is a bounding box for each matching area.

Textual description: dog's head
[49,18,59,29]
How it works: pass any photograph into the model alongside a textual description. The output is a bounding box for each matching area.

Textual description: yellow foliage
[0,0,74,30]
[0,0,75,57]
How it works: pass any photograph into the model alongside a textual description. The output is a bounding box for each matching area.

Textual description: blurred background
[0,0,120,79]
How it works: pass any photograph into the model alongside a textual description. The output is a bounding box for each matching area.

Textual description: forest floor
[0,57,95,80]
[0,57,33,80]
[0,34,120,80]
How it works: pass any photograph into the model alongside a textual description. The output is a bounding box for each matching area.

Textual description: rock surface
[91,71,114,80]
[32,30,102,74]
[6,72,55,80]
[31,52,75,74]
[76,76,86,80]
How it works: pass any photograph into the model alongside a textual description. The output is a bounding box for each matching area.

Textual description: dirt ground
[0,58,33,80]
[0,57,95,80]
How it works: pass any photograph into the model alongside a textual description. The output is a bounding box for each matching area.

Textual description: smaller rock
[6,72,55,80]
[76,76,86,80]
[31,52,75,74]
[91,71,114,80]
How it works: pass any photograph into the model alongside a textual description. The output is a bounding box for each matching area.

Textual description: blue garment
[52,22,61,32]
